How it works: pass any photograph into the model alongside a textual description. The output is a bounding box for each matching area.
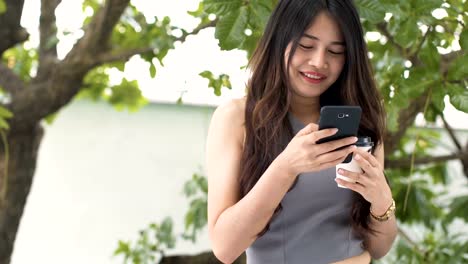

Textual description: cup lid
[356,136,374,147]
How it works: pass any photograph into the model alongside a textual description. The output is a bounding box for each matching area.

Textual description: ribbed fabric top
[245,113,365,264]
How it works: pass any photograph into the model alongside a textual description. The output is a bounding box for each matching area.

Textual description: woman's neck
[289,96,321,124]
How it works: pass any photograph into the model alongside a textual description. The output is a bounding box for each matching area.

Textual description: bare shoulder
[210,97,246,144]
[213,97,246,124]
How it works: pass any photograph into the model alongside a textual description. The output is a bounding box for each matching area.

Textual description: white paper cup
[335,137,373,188]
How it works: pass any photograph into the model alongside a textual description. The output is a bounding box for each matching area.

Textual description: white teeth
[303,73,323,79]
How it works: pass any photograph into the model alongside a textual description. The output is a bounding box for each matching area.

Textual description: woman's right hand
[276,123,358,177]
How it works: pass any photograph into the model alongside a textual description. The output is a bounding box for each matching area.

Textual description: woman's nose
[308,49,328,69]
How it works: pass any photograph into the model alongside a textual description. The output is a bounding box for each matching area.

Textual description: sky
[19,0,468,129]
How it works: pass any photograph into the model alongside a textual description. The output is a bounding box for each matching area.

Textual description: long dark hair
[239,0,386,245]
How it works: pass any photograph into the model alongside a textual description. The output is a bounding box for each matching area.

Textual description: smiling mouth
[300,72,327,82]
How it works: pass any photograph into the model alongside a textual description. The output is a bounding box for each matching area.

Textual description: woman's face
[285,11,346,99]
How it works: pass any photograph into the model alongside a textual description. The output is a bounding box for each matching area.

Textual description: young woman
[206,0,398,263]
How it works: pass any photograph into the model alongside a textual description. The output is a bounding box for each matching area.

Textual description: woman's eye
[299,44,314,49]
[329,50,345,55]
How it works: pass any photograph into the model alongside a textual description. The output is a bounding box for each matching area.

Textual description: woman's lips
[301,71,327,84]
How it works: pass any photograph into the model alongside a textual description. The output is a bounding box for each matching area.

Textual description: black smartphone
[316,106,362,163]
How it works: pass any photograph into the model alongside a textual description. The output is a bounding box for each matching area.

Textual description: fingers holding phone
[276,124,358,176]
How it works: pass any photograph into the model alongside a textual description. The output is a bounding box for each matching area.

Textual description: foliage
[114,173,208,263]
[114,217,176,264]
[75,2,179,112]
[182,173,208,242]
[380,223,468,263]
[0,0,5,14]
[2,45,38,82]
[199,71,232,96]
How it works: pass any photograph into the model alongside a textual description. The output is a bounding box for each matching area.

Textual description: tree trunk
[0,124,44,264]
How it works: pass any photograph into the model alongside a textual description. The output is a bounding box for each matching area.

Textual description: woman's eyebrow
[302,33,345,46]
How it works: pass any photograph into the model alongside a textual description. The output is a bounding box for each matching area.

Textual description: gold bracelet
[370,198,396,222]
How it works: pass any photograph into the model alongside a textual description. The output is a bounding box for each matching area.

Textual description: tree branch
[385,91,430,155]
[385,151,467,169]
[95,47,153,65]
[438,106,463,151]
[36,0,62,81]
[94,20,217,66]
[39,0,61,58]
[67,0,131,62]
[175,19,218,43]
[6,0,132,132]
[0,0,28,56]
[376,23,407,57]
[0,63,26,97]
[409,27,432,63]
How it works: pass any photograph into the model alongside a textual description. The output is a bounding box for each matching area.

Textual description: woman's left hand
[335,148,393,216]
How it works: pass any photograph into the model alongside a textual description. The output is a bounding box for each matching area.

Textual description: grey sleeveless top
[245,113,365,264]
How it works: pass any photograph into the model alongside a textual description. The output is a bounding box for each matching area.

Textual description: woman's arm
[206,99,297,263]
[364,144,398,259]
[335,144,398,259]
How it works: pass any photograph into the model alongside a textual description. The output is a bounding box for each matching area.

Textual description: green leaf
[447,54,468,81]
[0,119,9,129]
[460,28,468,51]
[0,106,13,119]
[395,18,420,48]
[399,69,436,99]
[113,240,131,256]
[393,177,442,225]
[204,0,242,16]
[113,62,126,72]
[185,209,195,231]
[355,0,386,23]
[183,180,197,197]
[44,112,59,125]
[248,3,270,30]
[419,37,440,71]
[176,96,183,105]
[199,71,232,96]
[195,174,208,194]
[2,45,38,82]
[447,84,468,113]
[108,79,148,111]
[188,2,205,17]
[413,0,441,15]
[241,31,262,59]
[0,0,6,14]
[149,63,156,78]
[215,6,248,50]
[156,217,176,249]
[430,82,446,113]
[446,194,468,222]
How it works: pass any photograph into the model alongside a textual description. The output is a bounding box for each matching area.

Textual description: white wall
[12,100,215,264]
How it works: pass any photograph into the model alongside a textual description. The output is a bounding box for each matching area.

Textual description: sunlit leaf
[0,0,6,14]
[215,6,248,50]
[447,83,468,113]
